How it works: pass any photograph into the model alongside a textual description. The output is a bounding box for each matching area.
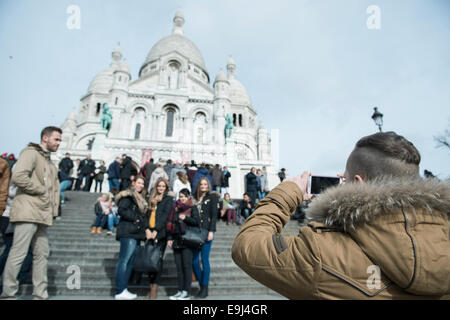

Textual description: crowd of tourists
[0,133,278,300]
[89,159,275,300]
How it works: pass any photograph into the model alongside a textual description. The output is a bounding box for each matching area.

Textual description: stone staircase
[11,191,303,298]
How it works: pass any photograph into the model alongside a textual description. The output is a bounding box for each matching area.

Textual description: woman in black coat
[114,176,151,300]
[166,188,200,300]
[146,177,176,299]
[192,177,218,299]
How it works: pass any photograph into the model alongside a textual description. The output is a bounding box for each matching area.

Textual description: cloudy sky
[1,0,449,179]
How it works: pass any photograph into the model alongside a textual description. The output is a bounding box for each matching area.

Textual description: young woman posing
[114,176,151,300]
[166,188,200,300]
[146,177,176,299]
[192,177,218,299]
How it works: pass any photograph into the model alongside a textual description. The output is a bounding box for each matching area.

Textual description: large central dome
[139,11,208,77]
[144,34,206,69]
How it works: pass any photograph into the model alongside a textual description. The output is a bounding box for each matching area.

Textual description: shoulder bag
[133,239,163,273]
[180,199,209,249]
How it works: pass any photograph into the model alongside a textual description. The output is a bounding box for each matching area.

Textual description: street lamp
[371,107,383,132]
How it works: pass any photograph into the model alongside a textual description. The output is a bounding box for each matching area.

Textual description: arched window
[96,103,101,115]
[233,113,237,126]
[166,108,175,137]
[115,97,118,105]
[134,123,141,140]
[239,114,243,127]
[132,107,146,139]
[167,60,181,89]
[194,112,207,144]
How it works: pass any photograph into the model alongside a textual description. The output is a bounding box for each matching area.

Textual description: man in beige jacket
[232,131,450,299]
[1,126,62,300]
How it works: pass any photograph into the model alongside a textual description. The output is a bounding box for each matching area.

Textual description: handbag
[180,225,209,249]
[133,240,163,273]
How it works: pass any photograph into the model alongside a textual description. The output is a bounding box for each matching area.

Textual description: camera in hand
[309,175,340,194]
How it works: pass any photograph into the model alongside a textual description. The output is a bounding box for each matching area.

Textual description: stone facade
[56,10,277,198]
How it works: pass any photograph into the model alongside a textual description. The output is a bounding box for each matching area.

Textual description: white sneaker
[178,291,191,300]
[169,291,183,300]
[115,289,137,300]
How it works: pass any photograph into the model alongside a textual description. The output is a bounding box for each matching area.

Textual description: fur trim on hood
[306,177,450,232]
[27,143,50,160]
[210,191,221,199]
[114,189,134,204]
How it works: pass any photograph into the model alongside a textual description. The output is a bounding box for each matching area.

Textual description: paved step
[48,243,233,250]
[29,273,261,287]
[16,283,274,297]
[49,251,235,260]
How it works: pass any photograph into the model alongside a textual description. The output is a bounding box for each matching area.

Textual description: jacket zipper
[322,266,390,297]
[401,207,417,290]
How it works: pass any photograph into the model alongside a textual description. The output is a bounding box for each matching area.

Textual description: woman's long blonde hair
[98,193,111,203]
[148,177,170,208]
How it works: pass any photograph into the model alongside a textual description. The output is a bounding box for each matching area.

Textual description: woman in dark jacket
[192,177,218,299]
[167,188,200,300]
[146,177,176,299]
[114,176,151,300]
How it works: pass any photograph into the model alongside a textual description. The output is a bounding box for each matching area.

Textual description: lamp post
[371,107,383,132]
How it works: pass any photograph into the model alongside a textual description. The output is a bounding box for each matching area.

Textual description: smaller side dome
[229,78,252,106]
[116,60,131,77]
[214,69,228,84]
[87,67,115,94]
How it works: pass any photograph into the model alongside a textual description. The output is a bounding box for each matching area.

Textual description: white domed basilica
[57,11,276,197]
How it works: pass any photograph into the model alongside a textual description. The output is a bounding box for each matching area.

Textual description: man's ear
[354,175,365,183]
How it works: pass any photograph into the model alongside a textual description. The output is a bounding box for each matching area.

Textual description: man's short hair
[346,131,421,181]
[40,126,62,141]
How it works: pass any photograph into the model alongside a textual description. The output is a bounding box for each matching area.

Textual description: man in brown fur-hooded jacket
[232,131,450,299]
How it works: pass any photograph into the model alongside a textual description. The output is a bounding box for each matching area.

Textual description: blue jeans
[94,180,103,193]
[243,208,254,219]
[109,179,120,192]
[258,191,267,201]
[115,238,139,295]
[108,214,120,231]
[192,239,213,286]
[93,214,108,228]
[60,180,72,202]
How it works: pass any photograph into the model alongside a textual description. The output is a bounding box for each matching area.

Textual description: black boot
[196,285,204,298]
[198,285,208,299]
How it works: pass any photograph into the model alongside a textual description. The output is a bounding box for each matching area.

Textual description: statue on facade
[224,114,234,139]
[100,103,112,131]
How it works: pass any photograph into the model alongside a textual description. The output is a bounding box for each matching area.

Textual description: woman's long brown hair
[194,177,211,201]
[177,171,188,185]
[134,175,147,198]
